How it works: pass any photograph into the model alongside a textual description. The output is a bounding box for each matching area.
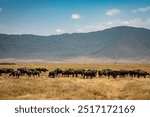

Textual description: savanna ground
[0,63,150,100]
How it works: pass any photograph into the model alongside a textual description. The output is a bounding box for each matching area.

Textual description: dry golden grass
[0,63,150,100]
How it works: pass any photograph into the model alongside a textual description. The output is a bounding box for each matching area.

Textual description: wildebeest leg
[85,75,88,79]
[114,75,117,79]
[16,75,18,78]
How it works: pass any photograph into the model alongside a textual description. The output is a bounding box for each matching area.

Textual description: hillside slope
[0,26,150,62]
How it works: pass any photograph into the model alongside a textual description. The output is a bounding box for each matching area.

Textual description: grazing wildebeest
[129,70,141,77]
[35,68,48,73]
[83,69,97,79]
[137,70,149,78]
[100,69,119,79]
[53,68,63,76]
[100,69,112,78]
[98,70,103,77]
[48,71,57,78]
[0,68,14,75]
[110,70,119,79]
[17,68,29,76]
[10,70,21,78]
[74,69,85,77]
[118,70,127,78]
[27,69,40,77]
[62,69,75,77]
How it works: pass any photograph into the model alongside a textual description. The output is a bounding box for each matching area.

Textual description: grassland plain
[0,63,150,100]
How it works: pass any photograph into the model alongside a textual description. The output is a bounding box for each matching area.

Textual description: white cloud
[56,29,65,33]
[76,18,150,33]
[106,9,121,16]
[71,13,80,20]
[133,6,150,13]
[77,28,85,32]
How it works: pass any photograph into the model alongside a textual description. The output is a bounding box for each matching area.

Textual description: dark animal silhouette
[48,71,57,78]
[10,70,21,78]
[83,69,97,79]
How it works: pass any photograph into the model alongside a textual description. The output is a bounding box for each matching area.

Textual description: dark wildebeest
[100,69,112,78]
[0,69,2,76]
[0,68,14,75]
[62,69,75,77]
[10,70,21,78]
[118,70,128,78]
[27,69,40,77]
[137,70,149,78]
[109,70,119,79]
[17,68,29,76]
[74,69,85,77]
[53,68,63,76]
[35,68,48,73]
[48,71,57,78]
[98,70,103,77]
[129,70,141,77]
[83,69,97,79]
[100,69,119,79]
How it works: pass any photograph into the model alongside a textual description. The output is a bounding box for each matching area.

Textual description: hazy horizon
[0,25,150,36]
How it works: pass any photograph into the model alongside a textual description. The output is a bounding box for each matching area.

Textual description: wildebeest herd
[0,68,48,78]
[0,67,149,79]
[49,68,150,79]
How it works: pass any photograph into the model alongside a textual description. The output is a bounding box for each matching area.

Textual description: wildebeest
[128,69,149,78]
[137,70,149,78]
[53,68,63,76]
[27,69,40,77]
[74,69,85,77]
[118,70,128,78]
[83,69,97,79]
[48,71,57,78]
[10,70,21,78]
[100,69,112,78]
[17,68,29,76]
[98,69,119,79]
[62,69,75,77]
[98,70,102,77]
[129,70,138,77]
[0,68,14,75]
[35,68,48,73]
[110,70,119,79]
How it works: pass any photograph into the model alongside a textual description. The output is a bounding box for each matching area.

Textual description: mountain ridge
[0,26,150,63]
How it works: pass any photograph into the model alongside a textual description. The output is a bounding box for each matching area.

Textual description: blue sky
[0,0,150,35]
